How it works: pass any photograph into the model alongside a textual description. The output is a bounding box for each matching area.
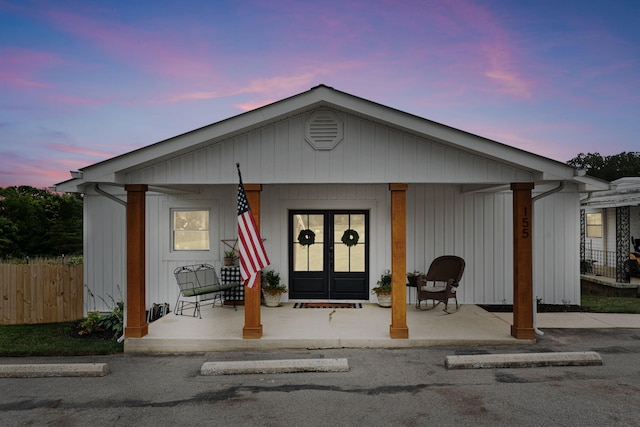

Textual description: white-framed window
[586,212,603,238]
[171,209,210,251]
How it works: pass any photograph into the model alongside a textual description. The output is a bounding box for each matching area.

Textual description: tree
[567,152,640,182]
[42,193,83,255]
[0,186,82,258]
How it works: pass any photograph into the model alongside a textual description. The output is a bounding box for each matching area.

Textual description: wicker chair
[416,256,465,313]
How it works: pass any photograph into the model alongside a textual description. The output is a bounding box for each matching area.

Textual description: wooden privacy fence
[0,264,84,325]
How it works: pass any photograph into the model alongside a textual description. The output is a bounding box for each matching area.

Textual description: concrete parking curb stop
[445,351,603,369]
[0,363,110,378]
[201,358,350,375]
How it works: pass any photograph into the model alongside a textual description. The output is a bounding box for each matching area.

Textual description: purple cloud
[0,151,80,188]
[46,9,222,83]
[0,48,58,89]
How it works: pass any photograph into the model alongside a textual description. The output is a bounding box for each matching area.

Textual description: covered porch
[125,303,530,353]
[53,85,609,349]
[122,181,539,343]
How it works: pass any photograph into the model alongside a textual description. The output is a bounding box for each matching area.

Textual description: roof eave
[60,84,587,187]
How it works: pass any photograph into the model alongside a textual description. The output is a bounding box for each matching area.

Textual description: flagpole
[236,162,270,289]
[236,163,268,339]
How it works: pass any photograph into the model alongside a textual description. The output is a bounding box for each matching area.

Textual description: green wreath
[341,229,359,247]
[297,229,316,246]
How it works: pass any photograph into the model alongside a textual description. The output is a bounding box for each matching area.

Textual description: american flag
[237,165,270,288]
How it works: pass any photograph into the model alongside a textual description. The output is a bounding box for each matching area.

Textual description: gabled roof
[55,84,606,193]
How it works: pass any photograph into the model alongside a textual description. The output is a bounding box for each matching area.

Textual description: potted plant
[372,270,392,307]
[224,249,238,266]
[406,270,422,287]
[261,270,287,307]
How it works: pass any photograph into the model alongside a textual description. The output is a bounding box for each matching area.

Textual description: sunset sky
[1,0,638,188]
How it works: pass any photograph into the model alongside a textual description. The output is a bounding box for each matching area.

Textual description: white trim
[56,85,584,189]
[161,198,220,262]
[280,199,380,303]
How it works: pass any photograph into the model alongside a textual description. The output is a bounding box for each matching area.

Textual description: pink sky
[1,0,638,188]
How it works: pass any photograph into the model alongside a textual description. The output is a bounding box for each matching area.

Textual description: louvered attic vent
[305,110,343,150]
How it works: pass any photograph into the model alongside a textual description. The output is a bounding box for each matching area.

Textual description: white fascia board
[572,175,611,192]
[52,178,82,193]
[78,123,247,182]
[582,186,640,208]
[65,85,579,186]
[611,177,640,189]
[77,171,123,185]
[55,171,124,193]
[460,184,512,194]
[74,91,327,184]
[321,88,576,180]
[582,198,640,208]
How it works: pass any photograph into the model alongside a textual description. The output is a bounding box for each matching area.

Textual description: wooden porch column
[243,184,263,339]
[511,182,535,339]
[389,183,409,339]
[124,184,148,338]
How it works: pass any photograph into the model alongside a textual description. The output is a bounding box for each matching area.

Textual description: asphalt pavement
[1,327,639,426]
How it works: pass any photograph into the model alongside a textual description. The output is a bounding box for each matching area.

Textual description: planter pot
[224,257,236,266]
[375,293,392,307]
[263,293,282,307]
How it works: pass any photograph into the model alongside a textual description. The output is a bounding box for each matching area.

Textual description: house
[580,177,640,283]
[54,84,606,341]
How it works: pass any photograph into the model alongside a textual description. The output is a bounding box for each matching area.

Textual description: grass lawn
[580,294,640,314]
[0,321,123,357]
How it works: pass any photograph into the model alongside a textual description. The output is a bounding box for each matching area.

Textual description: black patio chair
[416,255,465,313]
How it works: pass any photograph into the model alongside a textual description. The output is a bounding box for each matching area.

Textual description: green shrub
[78,311,104,335]
[98,301,124,339]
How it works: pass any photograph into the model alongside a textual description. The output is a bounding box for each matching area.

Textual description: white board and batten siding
[145,187,237,309]
[533,191,581,306]
[80,107,580,313]
[83,191,126,312]
[126,109,535,186]
[82,181,580,313]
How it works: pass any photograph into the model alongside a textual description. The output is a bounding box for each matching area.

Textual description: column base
[243,325,263,339]
[125,324,149,338]
[511,325,536,339]
[390,325,409,339]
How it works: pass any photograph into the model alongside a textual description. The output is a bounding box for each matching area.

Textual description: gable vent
[305,110,343,151]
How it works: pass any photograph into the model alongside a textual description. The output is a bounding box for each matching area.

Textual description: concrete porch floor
[125,303,531,353]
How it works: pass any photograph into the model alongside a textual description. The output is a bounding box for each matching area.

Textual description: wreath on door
[297,229,316,246]
[341,229,359,247]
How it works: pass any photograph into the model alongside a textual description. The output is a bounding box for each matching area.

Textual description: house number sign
[521,207,530,239]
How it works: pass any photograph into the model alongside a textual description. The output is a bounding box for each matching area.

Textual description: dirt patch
[67,321,117,340]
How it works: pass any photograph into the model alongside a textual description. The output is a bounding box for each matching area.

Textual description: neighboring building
[581,177,640,282]
[54,85,606,340]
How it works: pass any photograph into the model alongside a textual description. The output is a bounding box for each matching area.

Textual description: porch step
[201,358,349,375]
[445,351,602,369]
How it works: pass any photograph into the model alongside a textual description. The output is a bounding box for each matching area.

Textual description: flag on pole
[236,163,270,288]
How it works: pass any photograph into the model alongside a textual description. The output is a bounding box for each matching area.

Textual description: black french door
[288,210,369,300]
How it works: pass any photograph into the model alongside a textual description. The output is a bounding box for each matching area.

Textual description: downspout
[531,181,566,336]
[532,181,566,203]
[580,192,593,204]
[93,184,127,343]
[94,184,127,207]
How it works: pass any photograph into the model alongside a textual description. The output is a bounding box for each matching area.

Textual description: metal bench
[174,264,240,318]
